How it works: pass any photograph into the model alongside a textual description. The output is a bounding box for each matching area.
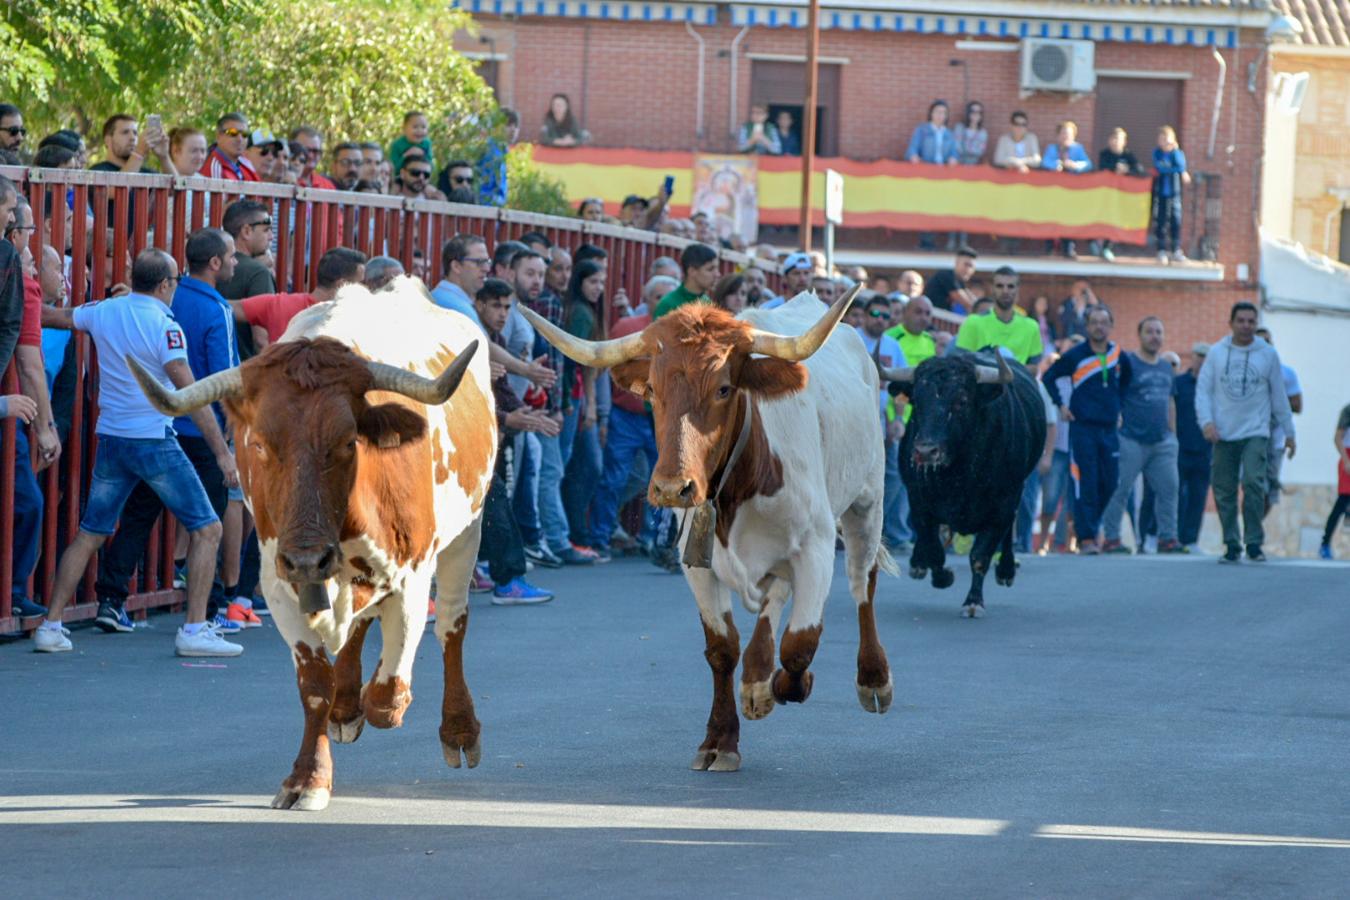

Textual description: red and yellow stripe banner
[533,146,1153,243]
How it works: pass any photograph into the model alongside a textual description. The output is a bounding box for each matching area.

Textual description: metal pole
[824,221,834,275]
[799,0,820,251]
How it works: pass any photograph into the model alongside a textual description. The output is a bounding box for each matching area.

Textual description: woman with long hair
[542,93,587,147]
[1030,293,1056,348]
[712,272,748,314]
[577,197,604,221]
[949,100,988,249]
[559,259,608,555]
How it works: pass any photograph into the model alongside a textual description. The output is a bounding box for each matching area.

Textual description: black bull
[887,350,1045,617]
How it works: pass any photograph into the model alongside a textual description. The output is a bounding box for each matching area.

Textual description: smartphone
[662,175,675,195]
[145,114,163,138]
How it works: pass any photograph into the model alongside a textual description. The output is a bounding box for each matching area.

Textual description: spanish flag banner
[533,147,1152,244]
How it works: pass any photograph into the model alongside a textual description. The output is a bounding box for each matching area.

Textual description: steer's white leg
[774,536,834,705]
[685,566,741,773]
[364,566,432,730]
[268,585,336,812]
[740,577,788,720]
[435,520,484,769]
[840,498,894,715]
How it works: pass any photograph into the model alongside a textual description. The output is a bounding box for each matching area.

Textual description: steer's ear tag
[682,502,717,569]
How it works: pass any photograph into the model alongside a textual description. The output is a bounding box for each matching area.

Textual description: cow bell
[682,502,718,569]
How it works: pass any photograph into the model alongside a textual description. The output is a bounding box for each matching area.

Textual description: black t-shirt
[91,161,155,234]
[926,268,965,311]
[1097,148,1143,176]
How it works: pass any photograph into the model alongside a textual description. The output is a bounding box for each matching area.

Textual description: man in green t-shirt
[954,265,1043,366]
[884,294,937,424]
[653,243,721,319]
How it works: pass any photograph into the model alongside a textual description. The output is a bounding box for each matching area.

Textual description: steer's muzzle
[277,543,341,585]
[649,476,700,509]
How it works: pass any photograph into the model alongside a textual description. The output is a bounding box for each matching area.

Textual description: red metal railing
[0,165,771,634]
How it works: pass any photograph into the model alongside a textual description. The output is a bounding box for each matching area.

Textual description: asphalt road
[3,551,1349,898]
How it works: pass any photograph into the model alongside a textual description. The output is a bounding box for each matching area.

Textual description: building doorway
[751,60,840,157]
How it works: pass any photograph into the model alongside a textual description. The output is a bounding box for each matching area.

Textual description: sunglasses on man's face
[868,309,891,320]
[406,168,431,179]
[221,127,248,138]
[248,217,273,230]
[451,174,474,185]
[1013,120,1028,127]
[1,126,26,137]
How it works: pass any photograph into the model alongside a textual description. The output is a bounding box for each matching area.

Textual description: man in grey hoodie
[1195,302,1296,562]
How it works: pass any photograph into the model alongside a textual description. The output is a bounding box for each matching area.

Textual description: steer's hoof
[931,567,955,589]
[908,565,928,580]
[271,786,331,812]
[995,573,1015,587]
[328,713,365,744]
[690,749,741,772]
[856,675,894,714]
[442,736,482,769]
[771,668,814,704]
[740,679,775,720]
[961,602,985,619]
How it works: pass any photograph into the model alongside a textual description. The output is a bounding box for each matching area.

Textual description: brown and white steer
[522,289,895,772]
[130,277,496,811]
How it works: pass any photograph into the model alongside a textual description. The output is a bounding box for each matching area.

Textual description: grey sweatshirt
[1195,335,1295,442]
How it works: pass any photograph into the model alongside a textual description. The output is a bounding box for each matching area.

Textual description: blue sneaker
[172,562,188,590]
[491,578,554,606]
[94,600,134,633]
[1319,543,1333,560]
[11,595,48,618]
[210,612,243,634]
[249,593,270,616]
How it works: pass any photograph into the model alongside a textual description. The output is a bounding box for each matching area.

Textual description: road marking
[1036,824,1350,849]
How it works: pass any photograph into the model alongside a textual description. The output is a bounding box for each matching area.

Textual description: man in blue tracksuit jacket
[1042,306,1132,554]
[93,229,242,632]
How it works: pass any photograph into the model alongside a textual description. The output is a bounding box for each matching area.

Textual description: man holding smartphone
[737,105,782,155]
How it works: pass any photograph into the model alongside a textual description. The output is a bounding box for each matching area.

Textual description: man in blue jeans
[34,249,241,656]
[588,311,656,558]
[1042,306,1132,555]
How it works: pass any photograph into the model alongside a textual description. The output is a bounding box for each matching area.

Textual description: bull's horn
[368,340,479,405]
[127,356,242,415]
[518,305,648,369]
[747,283,860,361]
[974,352,1015,385]
[879,365,916,383]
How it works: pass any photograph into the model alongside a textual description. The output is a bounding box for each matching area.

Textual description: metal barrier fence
[0,165,776,634]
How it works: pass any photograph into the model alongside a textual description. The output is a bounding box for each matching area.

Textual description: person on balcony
[948,100,988,250]
[738,105,782,155]
[776,110,800,156]
[540,94,589,148]
[907,100,958,250]
[993,110,1041,172]
[1042,121,1092,259]
[1096,127,1144,262]
[1152,125,1190,264]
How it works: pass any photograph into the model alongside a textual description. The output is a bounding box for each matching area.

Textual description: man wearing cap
[1173,340,1212,548]
[243,129,283,182]
[760,250,813,310]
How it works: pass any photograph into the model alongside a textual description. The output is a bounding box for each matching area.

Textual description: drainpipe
[686,21,706,148]
[729,25,751,146]
[1206,46,1226,160]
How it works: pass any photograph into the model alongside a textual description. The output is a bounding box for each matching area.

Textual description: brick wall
[1273,52,1350,259]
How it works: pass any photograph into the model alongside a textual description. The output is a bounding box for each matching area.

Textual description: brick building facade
[457,1,1288,355]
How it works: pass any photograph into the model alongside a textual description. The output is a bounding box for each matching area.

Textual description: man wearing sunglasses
[202,112,260,182]
[396,152,445,201]
[435,158,477,201]
[218,199,276,313]
[856,294,913,550]
[289,126,336,190]
[242,129,283,182]
[0,104,25,155]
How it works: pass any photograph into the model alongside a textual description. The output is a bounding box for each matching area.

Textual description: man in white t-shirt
[33,249,242,657]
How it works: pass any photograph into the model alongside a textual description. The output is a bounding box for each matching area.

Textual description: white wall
[1263,308,1350,486]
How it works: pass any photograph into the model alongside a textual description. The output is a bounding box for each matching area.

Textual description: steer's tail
[875,543,901,578]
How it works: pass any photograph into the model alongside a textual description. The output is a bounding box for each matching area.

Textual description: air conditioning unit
[1020,39,1096,93]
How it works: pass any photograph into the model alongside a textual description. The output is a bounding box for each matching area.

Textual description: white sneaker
[1170,249,1187,263]
[175,623,243,657]
[33,624,72,653]
[1156,251,1170,264]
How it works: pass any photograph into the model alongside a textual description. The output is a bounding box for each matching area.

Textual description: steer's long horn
[367,340,479,404]
[879,365,916,384]
[127,356,243,416]
[747,283,861,361]
[518,305,649,369]
[974,351,1015,385]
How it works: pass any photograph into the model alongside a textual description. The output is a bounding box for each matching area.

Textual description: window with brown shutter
[1091,77,1185,162]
